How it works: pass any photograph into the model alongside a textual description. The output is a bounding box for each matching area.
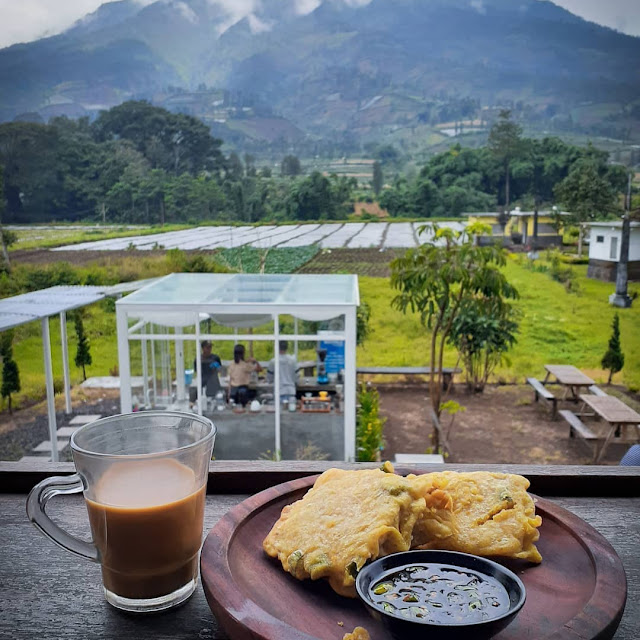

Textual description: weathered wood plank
[2,461,639,496]
[0,492,637,639]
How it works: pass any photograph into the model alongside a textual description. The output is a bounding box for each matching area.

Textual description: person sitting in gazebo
[192,341,222,400]
[267,340,298,403]
[228,344,261,407]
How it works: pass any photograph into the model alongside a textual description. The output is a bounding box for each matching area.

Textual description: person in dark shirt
[194,340,222,398]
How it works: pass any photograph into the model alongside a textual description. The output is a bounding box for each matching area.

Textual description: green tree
[0,331,20,413]
[379,178,412,217]
[390,223,517,451]
[225,152,244,181]
[601,313,624,384]
[554,157,619,255]
[285,172,344,220]
[0,122,62,222]
[92,101,224,176]
[281,155,302,177]
[449,297,519,393]
[372,161,383,196]
[412,177,439,217]
[488,110,522,211]
[356,301,372,346]
[74,313,92,381]
[0,165,11,271]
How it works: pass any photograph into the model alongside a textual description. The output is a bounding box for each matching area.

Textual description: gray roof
[588,221,640,229]
[0,278,160,332]
[0,285,106,332]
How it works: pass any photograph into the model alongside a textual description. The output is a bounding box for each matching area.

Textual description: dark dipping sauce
[369,563,511,624]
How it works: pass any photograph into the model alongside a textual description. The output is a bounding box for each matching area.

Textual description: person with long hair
[228,344,261,407]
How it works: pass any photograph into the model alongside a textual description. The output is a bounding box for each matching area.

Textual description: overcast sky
[0,0,639,49]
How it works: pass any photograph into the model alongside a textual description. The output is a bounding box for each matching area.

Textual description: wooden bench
[588,385,608,397]
[559,410,598,456]
[357,367,462,391]
[527,377,558,419]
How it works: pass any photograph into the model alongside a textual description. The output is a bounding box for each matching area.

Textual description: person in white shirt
[267,340,298,402]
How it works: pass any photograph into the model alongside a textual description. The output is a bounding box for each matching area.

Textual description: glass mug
[26,411,216,613]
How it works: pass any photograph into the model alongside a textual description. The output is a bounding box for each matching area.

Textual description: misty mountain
[1,0,639,142]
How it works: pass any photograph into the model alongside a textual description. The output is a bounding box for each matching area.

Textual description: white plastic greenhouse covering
[51,222,481,252]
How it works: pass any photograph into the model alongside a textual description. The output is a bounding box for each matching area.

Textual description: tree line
[0,104,630,226]
[380,111,629,222]
[0,101,356,224]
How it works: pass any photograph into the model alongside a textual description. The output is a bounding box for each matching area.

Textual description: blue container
[185,369,194,385]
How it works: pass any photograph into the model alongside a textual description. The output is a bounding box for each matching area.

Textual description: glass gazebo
[115,273,359,461]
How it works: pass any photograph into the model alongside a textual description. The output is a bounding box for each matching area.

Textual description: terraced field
[51,222,467,252]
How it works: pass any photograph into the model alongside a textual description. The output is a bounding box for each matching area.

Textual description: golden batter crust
[263,468,426,597]
[410,471,542,563]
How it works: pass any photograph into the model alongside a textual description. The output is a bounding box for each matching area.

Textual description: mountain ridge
[1,0,638,146]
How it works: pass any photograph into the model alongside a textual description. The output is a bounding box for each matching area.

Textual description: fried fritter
[342,627,370,640]
[410,471,542,563]
[263,467,426,597]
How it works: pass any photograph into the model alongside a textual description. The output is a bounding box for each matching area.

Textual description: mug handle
[26,474,99,562]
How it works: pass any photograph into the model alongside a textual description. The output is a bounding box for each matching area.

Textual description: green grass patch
[357,258,640,389]
[3,249,640,410]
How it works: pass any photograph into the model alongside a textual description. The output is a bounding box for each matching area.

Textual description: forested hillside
[0,103,628,224]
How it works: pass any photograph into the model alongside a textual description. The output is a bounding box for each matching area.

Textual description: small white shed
[587,221,640,282]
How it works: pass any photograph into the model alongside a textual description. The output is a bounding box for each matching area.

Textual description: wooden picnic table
[543,364,595,401]
[579,394,640,463]
[0,460,638,640]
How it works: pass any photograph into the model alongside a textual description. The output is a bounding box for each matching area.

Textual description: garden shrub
[356,383,386,462]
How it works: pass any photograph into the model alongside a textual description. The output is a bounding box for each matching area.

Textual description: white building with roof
[586,220,640,282]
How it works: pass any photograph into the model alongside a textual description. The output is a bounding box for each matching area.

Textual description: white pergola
[115,273,360,460]
[0,286,107,461]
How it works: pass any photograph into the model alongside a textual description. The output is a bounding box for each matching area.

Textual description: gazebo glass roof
[118,273,359,308]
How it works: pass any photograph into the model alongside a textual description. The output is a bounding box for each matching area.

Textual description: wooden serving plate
[201,476,627,640]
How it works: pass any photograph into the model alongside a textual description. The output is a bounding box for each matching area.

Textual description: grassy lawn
[5,250,640,410]
[357,257,640,390]
[11,301,119,408]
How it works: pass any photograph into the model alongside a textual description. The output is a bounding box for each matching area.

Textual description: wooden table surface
[1,461,638,640]
[544,365,595,386]
[580,395,640,424]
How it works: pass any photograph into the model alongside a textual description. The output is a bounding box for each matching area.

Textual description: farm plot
[49,222,469,252]
[51,227,209,251]
[298,248,402,277]
[204,226,279,249]
[347,223,387,248]
[279,223,343,247]
[249,225,309,248]
[320,223,366,248]
[201,226,261,249]
[383,222,417,248]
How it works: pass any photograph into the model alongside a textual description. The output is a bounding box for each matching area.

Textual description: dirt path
[0,384,634,465]
[379,384,632,465]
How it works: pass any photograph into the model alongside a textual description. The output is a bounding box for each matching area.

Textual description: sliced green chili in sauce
[369,564,511,624]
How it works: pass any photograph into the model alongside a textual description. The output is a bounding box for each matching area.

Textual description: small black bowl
[355,550,526,640]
